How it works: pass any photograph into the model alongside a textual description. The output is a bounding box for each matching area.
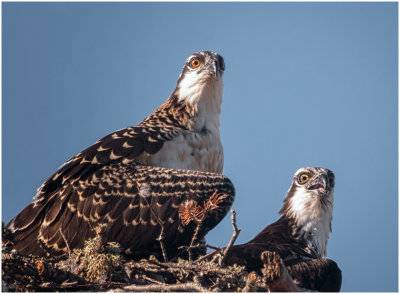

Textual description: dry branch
[220,209,241,266]
[2,249,87,291]
[123,281,206,292]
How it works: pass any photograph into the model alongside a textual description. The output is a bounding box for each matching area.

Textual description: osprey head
[280,167,335,217]
[279,167,335,257]
[295,167,335,197]
[179,51,225,79]
[174,51,224,108]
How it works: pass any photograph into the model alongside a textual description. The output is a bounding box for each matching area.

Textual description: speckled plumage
[6,51,230,260]
[8,164,234,260]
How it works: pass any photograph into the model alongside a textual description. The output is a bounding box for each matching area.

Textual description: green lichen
[72,226,123,283]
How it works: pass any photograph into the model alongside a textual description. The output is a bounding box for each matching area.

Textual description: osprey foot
[261,251,283,282]
[261,251,300,292]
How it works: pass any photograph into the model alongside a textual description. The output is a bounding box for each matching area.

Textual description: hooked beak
[207,60,222,77]
[308,175,328,194]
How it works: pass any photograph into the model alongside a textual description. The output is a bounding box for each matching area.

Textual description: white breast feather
[140,72,224,173]
[145,132,223,173]
[286,188,334,257]
[177,71,223,132]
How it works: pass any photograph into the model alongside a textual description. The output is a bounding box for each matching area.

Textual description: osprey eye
[298,173,310,184]
[190,58,201,68]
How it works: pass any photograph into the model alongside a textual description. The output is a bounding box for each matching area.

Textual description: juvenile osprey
[6,51,230,260]
[224,167,342,291]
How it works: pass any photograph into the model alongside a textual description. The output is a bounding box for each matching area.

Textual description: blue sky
[2,2,398,291]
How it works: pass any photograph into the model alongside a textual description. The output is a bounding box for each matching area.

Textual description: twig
[179,243,222,253]
[58,228,71,256]
[206,244,222,251]
[141,195,168,262]
[123,281,207,292]
[196,209,241,265]
[58,228,73,271]
[220,209,241,266]
[179,239,225,264]
[155,225,168,262]
[195,246,224,264]
[125,259,229,276]
[178,243,206,251]
[29,283,97,292]
[141,275,164,285]
[179,230,204,261]
[188,222,202,261]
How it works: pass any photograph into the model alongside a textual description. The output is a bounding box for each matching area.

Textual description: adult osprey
[224,167,342,292]
[6,51,231,260]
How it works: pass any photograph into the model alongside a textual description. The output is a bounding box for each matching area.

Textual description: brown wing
[224,216,315,271]
[248,216,317,260]
[35,97,190,201]
[223,216,341,292]
[287,258,342,292]
[7,163,234,260]
[36,125,182,200]
[223,242,267,271]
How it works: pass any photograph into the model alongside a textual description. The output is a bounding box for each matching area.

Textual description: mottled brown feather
[7,163,234,261]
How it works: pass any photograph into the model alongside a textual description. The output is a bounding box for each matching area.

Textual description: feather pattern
[223,167,340,292]
[287,258,342,292]
[34,51,225,203]
[7,51,228,260]
[8,163,235,260]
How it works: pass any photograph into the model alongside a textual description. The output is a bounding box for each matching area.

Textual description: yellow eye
[298,173,310,184]
[190,58,201,68]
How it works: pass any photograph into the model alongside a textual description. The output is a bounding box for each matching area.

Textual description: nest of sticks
[2,210,302,292]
